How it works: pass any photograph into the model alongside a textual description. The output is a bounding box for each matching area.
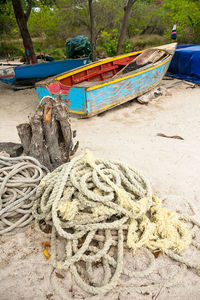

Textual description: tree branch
[88,0,96,61]
[117,0,137,55]
[25,0,32,21]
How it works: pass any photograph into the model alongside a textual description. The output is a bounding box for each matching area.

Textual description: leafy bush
[162,0,200,44]
[98,29,132,57]
[122,40,132,54]
[99,29,119,57]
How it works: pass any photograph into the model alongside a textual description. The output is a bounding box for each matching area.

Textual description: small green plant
[122,40,132,54]
[99,29,119,57]
[99,29,133,57]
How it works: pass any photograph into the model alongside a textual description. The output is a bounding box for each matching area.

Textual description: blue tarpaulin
[167,45,200,84]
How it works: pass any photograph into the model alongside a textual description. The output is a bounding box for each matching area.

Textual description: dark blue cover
[167,45,200,83]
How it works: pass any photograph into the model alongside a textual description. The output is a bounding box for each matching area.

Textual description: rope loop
[0,155,47,235]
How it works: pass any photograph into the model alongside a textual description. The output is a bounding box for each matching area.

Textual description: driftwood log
[17,96,78,171]
[0,142,23,157]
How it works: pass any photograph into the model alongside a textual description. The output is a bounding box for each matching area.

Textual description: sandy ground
[0,79,200,299]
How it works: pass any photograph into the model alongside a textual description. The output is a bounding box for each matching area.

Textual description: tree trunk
[88,0,96,61]
[12,0,37,64]
[117,0,136,55]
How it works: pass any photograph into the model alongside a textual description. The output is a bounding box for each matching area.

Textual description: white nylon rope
[0,156,47,235]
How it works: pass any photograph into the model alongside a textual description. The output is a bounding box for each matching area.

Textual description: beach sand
[0,79,200,299]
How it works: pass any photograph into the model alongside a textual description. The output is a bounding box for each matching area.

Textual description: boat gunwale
[56,51,143,80]
[36,50,144,86]
[86,53,172,91]
[38,51,174,92]
[36,43,177,88]
[51,52,171,92]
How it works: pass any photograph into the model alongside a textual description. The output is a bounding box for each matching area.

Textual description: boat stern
[36,82,88,117]
[0,67,15,85]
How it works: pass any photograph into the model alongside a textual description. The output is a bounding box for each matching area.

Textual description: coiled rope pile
[33,151,200,296]
[0,156,47,235]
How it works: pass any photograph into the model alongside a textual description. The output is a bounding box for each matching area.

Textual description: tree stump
[17,96,79,171]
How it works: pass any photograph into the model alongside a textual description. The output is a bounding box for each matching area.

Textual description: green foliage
[130,34,169,51]
[99,29,119,57]
[99,29,132,57]
[128,1,165,36]
[28,5,61,39]
[49,47,65,60]
[0,38,66,60]
[0,41,23,58]
[94,0,124,34]
[32,0,56,5]
[162,0,200,43]
[0,0,200,60]
[123,40,132,54]
[0,1,17,38]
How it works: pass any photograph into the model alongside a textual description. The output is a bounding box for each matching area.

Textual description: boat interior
[46,49,170,93]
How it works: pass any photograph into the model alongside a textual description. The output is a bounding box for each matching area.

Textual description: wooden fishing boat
[0,58,90,86]
[36,43,177,118]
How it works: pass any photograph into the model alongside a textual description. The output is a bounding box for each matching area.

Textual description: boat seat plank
[75,81,97,88]
[73,65,119,84]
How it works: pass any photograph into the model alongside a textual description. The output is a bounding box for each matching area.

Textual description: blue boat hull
[0,58,89,85]
[0,77,16,85]
[85,61,171,116]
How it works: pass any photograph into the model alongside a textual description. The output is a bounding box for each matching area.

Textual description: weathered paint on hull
[36,86,87,115]
[85,60,170,117]
[36,58,171,118]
